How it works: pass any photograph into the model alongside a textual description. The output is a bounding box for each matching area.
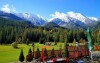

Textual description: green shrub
[12,42,18,48]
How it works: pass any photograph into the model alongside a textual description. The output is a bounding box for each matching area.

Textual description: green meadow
[0,43,62,63]
[0,44,31,63]
[0,43,78,63]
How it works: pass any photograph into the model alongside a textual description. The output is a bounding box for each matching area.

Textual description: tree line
[0,17,100,44]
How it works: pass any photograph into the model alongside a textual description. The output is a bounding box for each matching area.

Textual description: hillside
[0,17,34,28]
[44,22,59,28]
[0,15,99,45]
[0,11,100,30]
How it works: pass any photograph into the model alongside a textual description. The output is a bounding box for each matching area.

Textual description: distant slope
[44,22,59,28]
[49,18,87,30]
[49,12,100,30]
[0,17,34,28]
[0,11,24,20]
[16,13,46,26]
[0,10,100,30]
[0,11,46,26]
[89,21,100,30]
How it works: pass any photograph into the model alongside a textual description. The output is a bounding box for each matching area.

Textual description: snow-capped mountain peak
[67,11,85,18]
[0,10,100,29]
[48,11,100,29]
[49,12,77,23]
[37,14,46,21]
[22,13,31,18]
[88,17,99,21]
[0,11,46,26]
[50,12,67,22]
[49,11,96,24]
[15,13,46,26]
[66,11,90,23]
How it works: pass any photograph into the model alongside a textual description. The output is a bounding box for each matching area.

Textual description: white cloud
[50,11,90,23]
[1,4,11,13]
[88,17,98,21]
[1,4,16,13]
[50,11,69,22]
[51,11,66,19]
[50,11,84,19]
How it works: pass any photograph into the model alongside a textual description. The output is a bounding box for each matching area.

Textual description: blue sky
[0,0,100,19]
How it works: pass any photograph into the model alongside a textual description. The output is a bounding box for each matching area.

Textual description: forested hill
[0,17,99,45]
[0,17,34,28]
[44,22,59,28]
[0,17,34,44]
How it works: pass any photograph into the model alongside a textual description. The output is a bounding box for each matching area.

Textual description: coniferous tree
[0,31,2,44]
[44,48,48,56]
[26,48,33,62]
[28,47,32,54]
[26,53,33,62]
[19,49,24,62]
[51,48,55,58]
[0,17,90,44]
[64,39,69,58]
[26,39,29,45]
[32,42,34,58]
[35,48,41,59]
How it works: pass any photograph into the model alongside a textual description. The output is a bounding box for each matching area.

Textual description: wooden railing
[26,45,100,61]
[94,46,100,51]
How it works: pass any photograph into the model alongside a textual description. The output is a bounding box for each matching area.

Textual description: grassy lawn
[34,42,65,51]
[0,42,78,63]
[0,44,31,63]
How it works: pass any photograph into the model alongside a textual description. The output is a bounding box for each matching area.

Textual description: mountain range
[0,10,100,30]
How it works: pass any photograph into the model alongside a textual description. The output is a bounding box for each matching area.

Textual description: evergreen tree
[26,39,29,45]
[32,42,34,47]
[32,42,34,58]
[0,31,2,44]
[51,48,55,58]
[64,39,69,58]
[26,53,33,62]
[57,46,62,58]
[35,48,41,59]
[44,48,48,56]
[28,47,32,54]
[0,17,89,44]
[19,49,24,62]
[22,31,27,43]
[73,38,76,43]
[26,48,33,62]
[60,35,64,43]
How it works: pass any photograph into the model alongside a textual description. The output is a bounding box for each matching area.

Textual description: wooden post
[32,43,34,58]
[42,48,44,62]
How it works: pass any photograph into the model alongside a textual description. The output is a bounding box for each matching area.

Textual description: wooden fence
[26,45,100,60]
[94,46,100,51]
[33,45,89,59]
